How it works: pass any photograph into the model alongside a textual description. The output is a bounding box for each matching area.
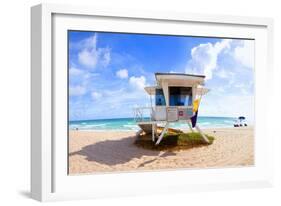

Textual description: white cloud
[69,66,100,89]
[101,48,111,67]
[78,34,111,68]
[233,40,254,68]
[69,67,84,76]
[234,83,245,88]
[69,85,86,96]
[234,83,251,95]
[216,87,225,93]
[75,87,150,120]
[116,69,128,79]
[216,68,234,79]
[129,76,146,90]
[200,94,254,122]
[186,39,232,80]
[91,91,102,100]
[78,49,99,68]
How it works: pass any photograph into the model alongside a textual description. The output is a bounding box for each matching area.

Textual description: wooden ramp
[137,122,183,135]
[137,123,153,134]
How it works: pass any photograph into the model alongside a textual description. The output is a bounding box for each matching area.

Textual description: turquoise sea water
[69,116,238,131]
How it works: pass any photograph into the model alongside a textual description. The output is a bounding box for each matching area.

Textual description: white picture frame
[31,3,274,202]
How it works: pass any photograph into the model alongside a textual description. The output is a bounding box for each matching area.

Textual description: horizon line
[69,115,240,122]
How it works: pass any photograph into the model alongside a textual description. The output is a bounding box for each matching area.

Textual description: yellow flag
[193,99,200,112]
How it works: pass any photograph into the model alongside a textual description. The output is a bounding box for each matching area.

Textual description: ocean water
[69,116,238,131]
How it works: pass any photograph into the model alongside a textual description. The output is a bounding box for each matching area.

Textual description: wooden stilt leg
[152,124,155,142]
[155,122,169,145]
[187,121,195,133]
[195,125,209,143]
[155,124,158,138]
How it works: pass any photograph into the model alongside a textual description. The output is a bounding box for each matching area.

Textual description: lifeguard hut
[133,72,210,145]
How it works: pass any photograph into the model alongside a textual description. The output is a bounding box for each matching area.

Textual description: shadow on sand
[69,136,176,166]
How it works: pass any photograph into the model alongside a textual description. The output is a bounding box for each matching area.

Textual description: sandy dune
[68,127,254,174]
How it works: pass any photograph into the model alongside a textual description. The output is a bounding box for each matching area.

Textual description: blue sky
[68,31,254,121]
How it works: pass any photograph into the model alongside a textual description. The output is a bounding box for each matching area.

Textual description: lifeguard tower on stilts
[133,73,210,145]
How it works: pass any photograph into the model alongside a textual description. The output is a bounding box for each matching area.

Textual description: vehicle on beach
[234,116,248,127]
[133,72,210,145]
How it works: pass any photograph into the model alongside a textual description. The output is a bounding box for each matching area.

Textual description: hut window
[169,87,192,106]
[155,89,166,106]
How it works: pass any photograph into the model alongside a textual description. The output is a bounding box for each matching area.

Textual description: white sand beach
[68,127,254,174]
